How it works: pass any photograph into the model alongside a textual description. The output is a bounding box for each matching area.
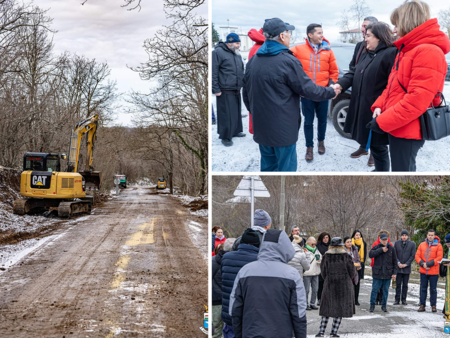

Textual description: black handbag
[398,79,450,141]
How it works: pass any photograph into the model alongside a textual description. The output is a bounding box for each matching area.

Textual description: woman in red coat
[212,228,226,256]
[368,0,450,171]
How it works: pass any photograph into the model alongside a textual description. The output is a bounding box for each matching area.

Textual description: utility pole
[280,176,286,232]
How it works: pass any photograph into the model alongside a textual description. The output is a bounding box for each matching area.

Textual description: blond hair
[391,0,430,37]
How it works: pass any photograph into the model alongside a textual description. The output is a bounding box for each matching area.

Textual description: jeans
[304,275,319,305]
[388,134,425,172]
[420,273,438,306]
[370,278,391,306]
[223,323,234,338]
[395,273,410,302]
[259,143,297,172]
[301,98,329,148]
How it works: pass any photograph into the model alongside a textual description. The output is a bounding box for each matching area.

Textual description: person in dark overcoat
[393,229,416,305]
[334,22,397,171]
[317,237,357,337]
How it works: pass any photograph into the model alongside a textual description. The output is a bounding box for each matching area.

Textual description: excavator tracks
[58,201,91,218]
[13,199,29,215]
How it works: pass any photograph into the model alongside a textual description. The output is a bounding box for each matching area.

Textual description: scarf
[316,241,330,255]
[352,238,364,262]
[305,244,316,253]
[216,235,225,241]
[256,40,289,56]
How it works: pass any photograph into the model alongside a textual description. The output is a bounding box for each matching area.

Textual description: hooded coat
[230,229,307,338]
[319,246,357,318]
[212,42,244,94]
[221,243,259,326]
[415,235,443,275]
[290,38,339,87]
[394,238,416,274]
[371,18,450,139]
[288,242,311,278]
[243,40,335,148]
[337,41,397,146]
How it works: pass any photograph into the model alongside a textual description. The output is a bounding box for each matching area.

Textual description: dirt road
[0,186,207,337]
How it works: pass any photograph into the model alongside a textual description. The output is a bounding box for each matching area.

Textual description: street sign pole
[251,176,255,227]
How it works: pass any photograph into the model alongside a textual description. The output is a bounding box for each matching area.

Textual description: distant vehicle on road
[114,175,127,188]
[157,177,166,190]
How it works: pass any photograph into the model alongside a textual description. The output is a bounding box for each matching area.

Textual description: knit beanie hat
[254,209,271,228]
[401,230,409,237]
[241,228,261,247]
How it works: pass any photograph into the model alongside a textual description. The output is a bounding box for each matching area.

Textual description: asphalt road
[0,186,207,337]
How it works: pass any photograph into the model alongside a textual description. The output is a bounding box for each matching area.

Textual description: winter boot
[369,304,375,312]
[350,147,368,158]
[318,141,325,155]
[305,147,314,162]
[418,305,426,312]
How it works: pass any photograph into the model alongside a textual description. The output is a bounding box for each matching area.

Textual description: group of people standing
[212,0,450,172]
[211,209,450,338]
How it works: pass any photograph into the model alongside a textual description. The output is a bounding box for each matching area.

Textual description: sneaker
[318,141,325,155]
[221,139,233,147]
[305,147,313,162]
[370,305,375,312]
[367,153,375,167]
[382,306,388,312]
[310,304,319,310]
[350,148,368,158]
[235,132,246,137]
[418,305,425,312]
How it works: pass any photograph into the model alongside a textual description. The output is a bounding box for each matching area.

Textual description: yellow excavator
[13,114,102,217]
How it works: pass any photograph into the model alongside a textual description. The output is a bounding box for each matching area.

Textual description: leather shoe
[418,305,425,312]
[355,301,360,306]
[368,153,375,167]
[318,141,325,154]
[235,132,246,137]
[306,147,313,162]
[381,306,388,312]
[350,148,368,158]
[432,306,437,312]
[221,139,233,147]
[393,301,400,305]
[369,305,375,312]
[310,304,319,310]
[402,301,407,305]
[306,305,311,310]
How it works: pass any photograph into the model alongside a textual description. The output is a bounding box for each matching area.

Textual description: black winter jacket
[349,41,365,71]
[212,250,225,305]
[394,240,416,274]
[337,42,397,146]
[243,48,335,147]
[212,42,244,93]
[369,243,398,279]
[221,243,259,326]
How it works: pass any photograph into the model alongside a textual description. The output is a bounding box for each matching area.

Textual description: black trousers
[388,134,425,172]
[395,273,410,302]
[370,144,390,171]
[216,90,243,140]
[318,275,324,301]
[354,281,360,304]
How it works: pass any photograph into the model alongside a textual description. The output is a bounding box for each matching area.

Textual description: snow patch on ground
[185,220,207,261]
[212,82,450,172]
[174,195,208,218]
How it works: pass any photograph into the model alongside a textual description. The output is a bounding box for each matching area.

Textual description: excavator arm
[67,114,102,189]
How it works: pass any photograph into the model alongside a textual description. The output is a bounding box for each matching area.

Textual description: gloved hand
[366,117,384,134]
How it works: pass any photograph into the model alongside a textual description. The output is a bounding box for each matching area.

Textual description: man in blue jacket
[243,18,338,171]
[230,229,307,338]
[221,228,260,338]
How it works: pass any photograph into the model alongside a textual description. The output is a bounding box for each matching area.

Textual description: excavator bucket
[81,171,102,191]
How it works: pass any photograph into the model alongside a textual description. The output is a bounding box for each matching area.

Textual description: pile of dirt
[94,192,111,204]
[0,168,21,210]
[188,199,208,211]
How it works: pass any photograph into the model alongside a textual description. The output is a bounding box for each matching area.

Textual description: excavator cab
[23,153,63,172]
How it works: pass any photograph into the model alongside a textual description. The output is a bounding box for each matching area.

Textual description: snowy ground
[302,266,449,337]
[211,82,450,172]
[174,194,208,217]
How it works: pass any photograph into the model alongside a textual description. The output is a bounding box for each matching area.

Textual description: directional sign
[234,176,270,197]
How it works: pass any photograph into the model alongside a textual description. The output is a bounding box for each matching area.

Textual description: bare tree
[439,8,450,37]
[350,0,370,30]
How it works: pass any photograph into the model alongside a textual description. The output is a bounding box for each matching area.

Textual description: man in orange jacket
[415,229,443,312]
[291,24,339,162]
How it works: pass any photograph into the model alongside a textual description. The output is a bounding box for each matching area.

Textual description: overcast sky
[213,0,449,43]
[34,0,206,126]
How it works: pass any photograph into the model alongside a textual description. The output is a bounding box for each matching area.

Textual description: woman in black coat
[316,232,331,306]
[351,229,367,305]
[334,22,397,171]
[317,237,357,337]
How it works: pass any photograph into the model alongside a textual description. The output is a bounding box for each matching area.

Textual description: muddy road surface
[0,186,208,337]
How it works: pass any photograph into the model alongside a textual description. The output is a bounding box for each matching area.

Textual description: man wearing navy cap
[212,32,245,147]
[243,18,339,171]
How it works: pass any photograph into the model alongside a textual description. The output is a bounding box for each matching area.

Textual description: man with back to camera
[290,23,339,162]
[212,33,246,147]
[243,18,338,172]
